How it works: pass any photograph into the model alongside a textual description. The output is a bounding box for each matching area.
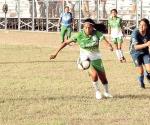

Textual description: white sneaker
[96,91,102,100]
[103,92,113,98]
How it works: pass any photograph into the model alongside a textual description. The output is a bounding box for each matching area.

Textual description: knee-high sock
[138,75,144,85]
[116,49,121,60]
[92,81,99,91]
[118,49,124,58]
[103,83,109,93]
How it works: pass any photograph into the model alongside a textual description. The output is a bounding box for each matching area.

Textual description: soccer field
[0,31,150,125]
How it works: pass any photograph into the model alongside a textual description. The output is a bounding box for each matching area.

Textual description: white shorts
[79,48,101,61]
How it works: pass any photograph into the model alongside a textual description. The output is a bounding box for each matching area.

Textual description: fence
[0,0,149,34]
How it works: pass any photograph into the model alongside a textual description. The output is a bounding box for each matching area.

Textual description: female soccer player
[58,6,74,43]
[50,18,113,100]
[108,9,126,62]
[129,18,150,88]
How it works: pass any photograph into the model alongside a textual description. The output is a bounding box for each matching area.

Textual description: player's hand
[50,54,57,60]
[146,41,150,47]
[109,44,113,51]
[110,46,113,51]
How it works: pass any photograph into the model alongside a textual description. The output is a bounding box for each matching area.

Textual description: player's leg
[60,25,67,43]
[131,54,145,88]
[66,26,74,46]
[136,66,145,88]
[112,38,121,61]
[117,37,126,62]
[97,71,113,98]
[66,26,72,40]
[88,68,102,100]
[91,59,113,98]
[143,54,150,83]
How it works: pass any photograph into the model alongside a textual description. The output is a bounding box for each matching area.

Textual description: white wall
[0,0,41,18]
[0,0,150,19]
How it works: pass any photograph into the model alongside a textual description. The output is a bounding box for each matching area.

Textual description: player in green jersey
[108,9,126,63]
[58,6,74,43]
[50,18,113,100]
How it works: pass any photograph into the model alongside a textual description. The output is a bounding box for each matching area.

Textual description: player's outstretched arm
[134,41,150,50]
[102,37,113,51]
[50,39,73,60]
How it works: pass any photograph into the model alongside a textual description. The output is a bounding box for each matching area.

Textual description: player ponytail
[83,18,107,33]
[94,23,107,33]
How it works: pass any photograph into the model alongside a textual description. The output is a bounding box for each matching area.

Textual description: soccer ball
[77,58,90,70]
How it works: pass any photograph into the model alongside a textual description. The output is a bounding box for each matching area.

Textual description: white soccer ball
[77,58,90,70]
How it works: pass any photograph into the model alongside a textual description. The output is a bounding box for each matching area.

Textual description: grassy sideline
[0,31,150,125]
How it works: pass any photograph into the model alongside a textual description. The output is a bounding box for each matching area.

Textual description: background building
[0,0,150,32]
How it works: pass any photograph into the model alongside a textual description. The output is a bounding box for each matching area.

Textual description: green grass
[0,31,150,125]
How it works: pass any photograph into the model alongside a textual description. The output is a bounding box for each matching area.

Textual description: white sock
[118,49,124,58]
[103,84,109,93]
[92,81,99,91]
[116,50,121,60]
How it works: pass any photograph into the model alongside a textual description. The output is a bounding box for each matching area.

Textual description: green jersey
[132,0,137,2]
[108,16,122,29]
[71,30,106,71]
[70,30,104,52]
[108,16,123,38]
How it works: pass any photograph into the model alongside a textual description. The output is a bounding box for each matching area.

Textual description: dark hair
[140,18,150,33]
[111,9,118,13]
[83,18,107,33]
[64,6,69,9]
[83,18,96,25]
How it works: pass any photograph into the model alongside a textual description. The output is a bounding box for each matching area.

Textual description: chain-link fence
[0,0,149,34]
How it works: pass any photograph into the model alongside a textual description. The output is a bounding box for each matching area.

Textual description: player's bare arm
[50,39,74,60]
[102,37,113,51]
[134,41,150,50]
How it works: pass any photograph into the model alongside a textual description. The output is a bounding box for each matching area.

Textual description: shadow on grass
[115,94,150,99]
[0,95,93,103]
[0,60,76,64]
[0,59,132,65]
[1,94,150,103]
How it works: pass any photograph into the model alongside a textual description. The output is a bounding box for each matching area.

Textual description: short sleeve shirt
[108,17,122,28]
[70,30,104,52]
[60,12,73,27]
[108,17,123,38]
[129,28,150,55]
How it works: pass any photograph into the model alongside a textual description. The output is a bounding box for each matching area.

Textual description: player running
[108,9,126,62]
[50,18,113,100]
[129,18,150,88]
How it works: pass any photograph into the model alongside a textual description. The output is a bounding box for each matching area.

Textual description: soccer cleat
[120,59,123,63]
[122,57,126,62]
[146,78,150,84]
[146,76,150,84]
[138,79,145,89]
[103,92,113,98]
[120,57,126,63]
[140,83,145,89]
[96,91,102,100]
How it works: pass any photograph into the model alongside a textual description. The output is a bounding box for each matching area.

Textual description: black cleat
[146,76,150,83]
[140,83,145,89]
[121,56,126,63]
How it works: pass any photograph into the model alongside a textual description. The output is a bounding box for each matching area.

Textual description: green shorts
[90,59,105,72]
[60,25,72,42]
[112,36,123,44]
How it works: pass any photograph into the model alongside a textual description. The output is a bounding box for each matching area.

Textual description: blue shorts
[131,53,150,67]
